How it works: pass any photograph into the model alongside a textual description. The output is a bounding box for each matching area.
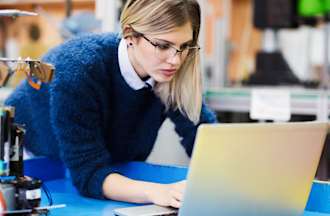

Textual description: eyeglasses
[141,35,200,60]
[133,30,200,60]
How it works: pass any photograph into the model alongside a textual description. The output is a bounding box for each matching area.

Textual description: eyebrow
[154,38,194,47]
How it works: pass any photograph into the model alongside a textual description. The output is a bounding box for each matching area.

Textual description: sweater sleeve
[44,37,118,199]
[167,102,218,157]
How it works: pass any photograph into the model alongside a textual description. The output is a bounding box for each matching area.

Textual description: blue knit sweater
[5,33,217,199]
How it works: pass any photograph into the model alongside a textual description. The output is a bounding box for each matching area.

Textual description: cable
[41,184,53,206]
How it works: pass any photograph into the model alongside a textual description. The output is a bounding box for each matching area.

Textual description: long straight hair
[120,0,202,124]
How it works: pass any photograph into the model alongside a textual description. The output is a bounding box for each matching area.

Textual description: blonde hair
[120,0,202,124]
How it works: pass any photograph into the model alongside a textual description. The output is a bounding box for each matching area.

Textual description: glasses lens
[154,43,200,60]
[181,49,190,59]
[154,46,174,60]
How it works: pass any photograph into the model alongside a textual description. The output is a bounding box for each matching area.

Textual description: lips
[161,69,176,77]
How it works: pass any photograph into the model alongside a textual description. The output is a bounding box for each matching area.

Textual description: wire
[41,184,53,206]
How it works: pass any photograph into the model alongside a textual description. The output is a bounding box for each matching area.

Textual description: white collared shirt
[118,39,155,90]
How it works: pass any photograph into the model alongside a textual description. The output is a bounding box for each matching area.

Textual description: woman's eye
[156,43,170,50]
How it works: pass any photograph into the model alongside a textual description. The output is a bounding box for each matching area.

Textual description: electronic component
[0,107,46,215]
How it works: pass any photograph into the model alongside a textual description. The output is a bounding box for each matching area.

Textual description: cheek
[138,47,162,70]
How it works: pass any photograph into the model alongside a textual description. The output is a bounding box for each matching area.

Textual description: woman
[5,0,217,208]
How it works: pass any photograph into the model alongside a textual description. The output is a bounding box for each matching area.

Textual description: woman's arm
[167,102,218,156]
[103,173,185,208]
[51,75,185,206]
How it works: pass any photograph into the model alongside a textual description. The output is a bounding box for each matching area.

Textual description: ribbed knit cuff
[87,166,122,199]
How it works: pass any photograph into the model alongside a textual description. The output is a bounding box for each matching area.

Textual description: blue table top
[41,161,188,216]
[42,179,330,216]
[23,158,329,216]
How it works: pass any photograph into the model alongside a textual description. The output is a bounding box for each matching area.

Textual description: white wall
[147,119,190,166]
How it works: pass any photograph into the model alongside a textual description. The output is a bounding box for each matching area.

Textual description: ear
[122,25,133,38]
[124,37,134,47]
[123,25,136,46]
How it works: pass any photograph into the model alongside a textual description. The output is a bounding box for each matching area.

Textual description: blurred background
[0,0,328,90]
[0,0,329,178]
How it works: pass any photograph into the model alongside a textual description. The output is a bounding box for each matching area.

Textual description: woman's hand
[146,180,186,208]
[103,173,186,207]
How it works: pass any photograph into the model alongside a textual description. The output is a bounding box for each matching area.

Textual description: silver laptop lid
[179,122,328,216]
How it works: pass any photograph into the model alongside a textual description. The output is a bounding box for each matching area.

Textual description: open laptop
[114,122,328,216]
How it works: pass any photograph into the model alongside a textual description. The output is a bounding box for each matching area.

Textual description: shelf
[205,87,330,120]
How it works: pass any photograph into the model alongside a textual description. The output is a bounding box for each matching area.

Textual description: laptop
[114,122,328,216]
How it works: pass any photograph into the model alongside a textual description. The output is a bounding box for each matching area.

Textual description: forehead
[151,22,193,44]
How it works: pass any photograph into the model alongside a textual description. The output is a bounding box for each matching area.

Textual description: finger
[170,189,183,202]
[170,197,181,208]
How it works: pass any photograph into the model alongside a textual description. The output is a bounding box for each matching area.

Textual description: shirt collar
[118,39,155,90]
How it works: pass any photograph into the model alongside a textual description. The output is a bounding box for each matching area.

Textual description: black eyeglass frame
[130,28,201,59]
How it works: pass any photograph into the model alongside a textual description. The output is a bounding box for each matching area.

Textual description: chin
[153,72,175,82]
[155,75,174,83]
